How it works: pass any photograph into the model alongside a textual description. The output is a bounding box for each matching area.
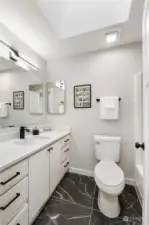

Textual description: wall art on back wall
[13,91,24,110]
[74,84,91,108]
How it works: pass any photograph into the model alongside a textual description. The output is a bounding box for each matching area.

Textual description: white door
[143,1,149,224]
[29,149,49,224]
[49,141,61,196]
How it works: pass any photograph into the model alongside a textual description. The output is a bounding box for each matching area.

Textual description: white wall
[47,42,142,179]
[38,0,131,39]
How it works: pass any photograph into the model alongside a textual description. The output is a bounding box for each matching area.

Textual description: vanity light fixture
[106,31,120,44]
[16,59,30,71]
[0,40,10,60]
[0,40,39,71]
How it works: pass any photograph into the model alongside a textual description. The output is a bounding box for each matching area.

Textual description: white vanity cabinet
[0,161,29,225]
[8,204,28,225]
[29,135,70,224]
[48,141,61,196]
[29,148,50,224]
[0,133,70,225]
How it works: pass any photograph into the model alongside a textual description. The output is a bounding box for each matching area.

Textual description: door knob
[135,142,145,150]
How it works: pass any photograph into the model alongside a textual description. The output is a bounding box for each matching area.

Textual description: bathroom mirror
[47,81,65,114]
[29,84,44,114]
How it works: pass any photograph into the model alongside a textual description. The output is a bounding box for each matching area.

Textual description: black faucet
[20,126,31,139]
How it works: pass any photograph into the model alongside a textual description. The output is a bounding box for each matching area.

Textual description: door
[143,1,149,224]
[49,141,61,196]
[29,149,49,224]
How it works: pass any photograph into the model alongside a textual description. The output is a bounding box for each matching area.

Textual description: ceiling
[0,0,144,59]
[54,0,144,57]
[38,0,132,39]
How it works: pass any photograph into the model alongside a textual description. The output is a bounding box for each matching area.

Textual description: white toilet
[94,135,125,218]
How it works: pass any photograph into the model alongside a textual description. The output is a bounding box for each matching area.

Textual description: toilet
[94,135,125,218]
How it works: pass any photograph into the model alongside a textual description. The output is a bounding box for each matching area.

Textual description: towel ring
[96,98,121,102]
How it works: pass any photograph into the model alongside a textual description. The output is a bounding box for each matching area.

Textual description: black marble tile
[33,197,91,225]
[90,210,142,225]
[90,210,110,225]
[53,173,96,208]
[110,216,142,225]
[118,185,142,224]
[33,173,142,225]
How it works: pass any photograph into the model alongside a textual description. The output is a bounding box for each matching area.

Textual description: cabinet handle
[64,162,69,167]
[64,139,69,143]
[47,147,53,152]
[65,149,69,153]
[17,224,20,225]
[0,193,20,210]
[0,172,20,185]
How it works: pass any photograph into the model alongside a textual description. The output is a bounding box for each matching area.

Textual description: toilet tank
[94,135,121,162]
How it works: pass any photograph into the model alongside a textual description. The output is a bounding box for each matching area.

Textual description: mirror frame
[47,81,65,115]
[29,83,44,115]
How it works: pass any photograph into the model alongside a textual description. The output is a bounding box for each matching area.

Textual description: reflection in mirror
[47,81,65,114]
[29,84,43,114]
[0,24,46,130]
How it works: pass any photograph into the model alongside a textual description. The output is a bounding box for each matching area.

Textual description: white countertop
[0,130,71,172]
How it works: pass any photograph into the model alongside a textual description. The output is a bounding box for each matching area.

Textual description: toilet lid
[95,160,124,186]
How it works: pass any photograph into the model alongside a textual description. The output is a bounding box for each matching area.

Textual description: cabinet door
[29,149,49,224]
[49,141,61,196]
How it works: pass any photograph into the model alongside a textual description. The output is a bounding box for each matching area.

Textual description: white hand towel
[0,102,8,118]
[100,96,119,120]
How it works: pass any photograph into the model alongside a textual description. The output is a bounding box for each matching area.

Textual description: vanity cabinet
[0,160,29,225]
[29,148,50,224]
[29,135,70,224]
[8,204,28,225]
[0,133,70,225]
[48,141,61,196]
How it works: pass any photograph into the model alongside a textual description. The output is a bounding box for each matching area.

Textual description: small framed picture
[13,91,24,110]
[74,84,91,108]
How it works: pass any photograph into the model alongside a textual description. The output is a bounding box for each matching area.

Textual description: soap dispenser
[20,126,26,139]
[32,126,39,136]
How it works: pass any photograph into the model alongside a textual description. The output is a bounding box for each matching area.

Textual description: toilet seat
[94,160,125,195]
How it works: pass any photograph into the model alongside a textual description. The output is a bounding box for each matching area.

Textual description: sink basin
[15,138,35,146]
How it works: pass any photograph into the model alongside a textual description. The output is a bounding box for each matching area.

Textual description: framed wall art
[13,91,24,110]
[74,84,91,108]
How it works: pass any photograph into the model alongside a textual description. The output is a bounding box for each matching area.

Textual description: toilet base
[98,190,120,218]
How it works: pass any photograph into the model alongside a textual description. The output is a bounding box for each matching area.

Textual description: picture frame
[13,91,24,110]
[74,84,91,108]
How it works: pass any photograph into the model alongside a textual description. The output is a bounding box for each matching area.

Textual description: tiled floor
[33,173,142,225]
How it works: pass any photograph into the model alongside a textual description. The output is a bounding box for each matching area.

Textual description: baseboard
[69,167,94,177]
[125,178,135,186]
[134,182,143,206]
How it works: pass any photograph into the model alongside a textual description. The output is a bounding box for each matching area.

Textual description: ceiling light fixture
[0,40,39,71]
[106,31,120,44]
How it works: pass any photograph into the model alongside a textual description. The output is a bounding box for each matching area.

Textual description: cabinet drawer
[8,204,28,225]
[0,177,28,225]
[0,159,28,196]
[61,159,70,179]
[61,145,70,164]
[61,135,70,148]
